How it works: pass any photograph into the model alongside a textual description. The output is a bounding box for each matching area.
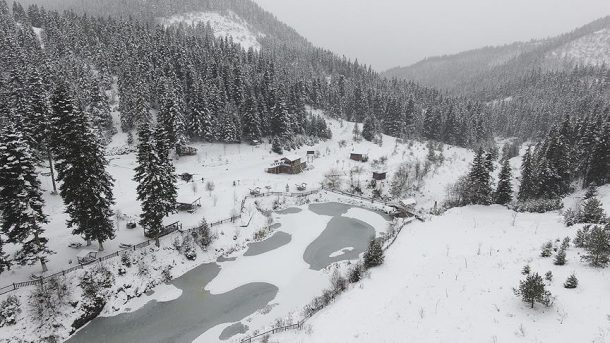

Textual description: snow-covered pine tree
[518,147,536,201]
[241,91,262,143]
[466,147,492,205]
[0,126,53,272]
[581,196,607,224]
[494,158,513,205]
[584,122,610,187]
[50,84,115,250]
[135,124,177,246]
[581,225,610,267]
[270,95,292,138]
[514,272,552,308]
[363,238,384,268]
[158,83,187,151]
[362,114,378,142]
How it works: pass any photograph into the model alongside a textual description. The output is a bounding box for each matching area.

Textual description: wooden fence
[0,187,420,296]
[240,320,305,343]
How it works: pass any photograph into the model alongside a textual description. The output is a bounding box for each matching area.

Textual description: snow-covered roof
[282,155,301,162]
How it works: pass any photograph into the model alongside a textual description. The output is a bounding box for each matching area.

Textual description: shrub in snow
[562,208,581,227]
[180,233,197,261]
[172,234,183,251]
[330,270,347,295]
[514,272,553,309]
[521,265,531,275]
[363,238,384,269]
[161,264,173,283]
[573,226,590,248]
[581,225,610,267]
[545,271,553,282]
[540,241,553,257]
[0,296,21,327]
[347,263,364,283]
[80,266,114,300]
[137,259,150,277]
[30,277,71,324]
[564,274,578,289]
[581,197,607,224]
[120,251,132,267]
[512,198,563,213]
[560,237,570,250]
[193,218,213,250]
[554,247,566,266]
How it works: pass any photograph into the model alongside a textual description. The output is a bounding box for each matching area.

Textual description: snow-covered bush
[540,241,553,257]
[193,218,213,250]
[553,247,566,266]
[30,277,72,325]
[120,251,133,267]
[80,266,114,300]
[573,226,590,248]
[581,225,610,267]
[513,198,563,213]
[363,238,384,269]
[180,233,197,261]
[347,263,364,283]
[564,274,578,289]
[0,295,21,327]
[161,264,173,283]
[513,272,553,309]
[330,270,347,294]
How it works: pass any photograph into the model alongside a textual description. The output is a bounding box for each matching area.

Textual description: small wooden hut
[350,152,368,162]
[372,171,387,180]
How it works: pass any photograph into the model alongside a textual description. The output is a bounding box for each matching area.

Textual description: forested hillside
[384,15,610,97]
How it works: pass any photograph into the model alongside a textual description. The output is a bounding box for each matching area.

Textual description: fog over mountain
[253,0,610,70]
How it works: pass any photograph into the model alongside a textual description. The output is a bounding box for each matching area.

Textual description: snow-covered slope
[547,28,610,67]
[159,11,264,51]
[278,186,610,343]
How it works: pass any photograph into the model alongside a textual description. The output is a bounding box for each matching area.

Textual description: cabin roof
[282,155,301,162]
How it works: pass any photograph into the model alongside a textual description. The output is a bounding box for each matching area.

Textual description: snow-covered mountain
[159,11,265,51]
[384,16,610,95]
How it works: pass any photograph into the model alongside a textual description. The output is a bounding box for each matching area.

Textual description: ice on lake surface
[67,203,388,342]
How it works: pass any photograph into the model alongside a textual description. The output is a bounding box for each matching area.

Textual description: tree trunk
[47,148,57,194]
[40,258,48,272]
[155,236,160,247]
[86,239,92,246]
[98,240,104,251]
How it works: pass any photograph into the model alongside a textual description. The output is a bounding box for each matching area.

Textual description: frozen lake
[67,202,389,342]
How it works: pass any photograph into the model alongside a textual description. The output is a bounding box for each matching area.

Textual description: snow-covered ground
[159,11,264,51]
[0,101,479,342]
[275,186,610,343]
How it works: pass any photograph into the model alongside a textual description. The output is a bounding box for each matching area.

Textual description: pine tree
[494,158,513,205]
[362,114,377,142]
[0,126,53,272]
[563,274,578,289]
[581,225,610,267]
[241,91,262,143]
[514,272,552,308]
[553,247,566,266]
[466,147,492,205]
[581,197,607,224]
[363,238,384,268]
[51,84,115,250]
[518,147,536,201]
[135,124,177,247]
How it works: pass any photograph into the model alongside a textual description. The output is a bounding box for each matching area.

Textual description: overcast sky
[252,0,610,71]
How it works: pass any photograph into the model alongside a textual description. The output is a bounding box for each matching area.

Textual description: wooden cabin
[350,152,368,162]
[177,146,198,157]
[266,155,307,174]
[372,171,387,180]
